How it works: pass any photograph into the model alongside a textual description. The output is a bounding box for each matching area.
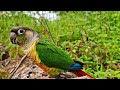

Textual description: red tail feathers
[71,70,95,79]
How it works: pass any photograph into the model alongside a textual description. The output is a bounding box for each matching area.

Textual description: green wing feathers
[36,40,74,70]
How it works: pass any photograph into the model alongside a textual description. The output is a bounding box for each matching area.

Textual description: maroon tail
[71,70,95,79]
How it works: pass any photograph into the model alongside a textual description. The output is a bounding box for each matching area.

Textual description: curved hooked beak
[10,32,17,44]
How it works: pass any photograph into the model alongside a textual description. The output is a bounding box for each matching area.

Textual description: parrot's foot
[71,76,92,79]
[55,73,75,79]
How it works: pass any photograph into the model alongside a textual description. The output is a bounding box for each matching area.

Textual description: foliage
[0,11,120,79]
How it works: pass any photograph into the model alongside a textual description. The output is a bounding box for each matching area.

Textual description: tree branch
[7,54,28,79]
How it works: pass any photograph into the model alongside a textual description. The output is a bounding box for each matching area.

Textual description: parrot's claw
[55,74,75,79]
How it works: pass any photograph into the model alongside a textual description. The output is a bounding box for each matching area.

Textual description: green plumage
[36,40,74,70]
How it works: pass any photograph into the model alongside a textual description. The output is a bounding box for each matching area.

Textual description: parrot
[10,26,95,79]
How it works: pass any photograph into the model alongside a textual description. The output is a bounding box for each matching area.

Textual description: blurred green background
[0,11,120,79]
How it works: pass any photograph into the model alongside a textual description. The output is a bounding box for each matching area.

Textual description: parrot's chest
[24,44,40,64]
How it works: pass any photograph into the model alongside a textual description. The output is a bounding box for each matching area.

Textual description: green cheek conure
[10,26,94,79]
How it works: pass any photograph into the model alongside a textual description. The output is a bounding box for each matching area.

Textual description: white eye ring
[18,29,25,35]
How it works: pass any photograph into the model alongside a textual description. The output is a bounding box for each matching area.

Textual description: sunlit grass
[0,11,120,79]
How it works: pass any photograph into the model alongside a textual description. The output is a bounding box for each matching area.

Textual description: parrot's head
[10,26,40,50]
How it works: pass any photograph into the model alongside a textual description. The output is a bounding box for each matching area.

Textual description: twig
[41,16,55,44]
[7,54,28,79]
[36,12,55,43]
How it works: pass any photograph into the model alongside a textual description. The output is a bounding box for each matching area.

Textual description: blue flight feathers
[69,61,83,70]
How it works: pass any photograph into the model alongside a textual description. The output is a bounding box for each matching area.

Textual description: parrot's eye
[18,29,25,35]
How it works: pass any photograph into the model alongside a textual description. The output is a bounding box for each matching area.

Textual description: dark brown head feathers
[11,26,34,35]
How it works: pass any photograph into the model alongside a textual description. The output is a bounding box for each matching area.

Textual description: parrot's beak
[10,32,17,44]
